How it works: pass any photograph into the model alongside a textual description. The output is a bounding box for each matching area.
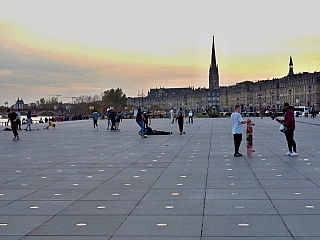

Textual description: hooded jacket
[284,107,295,130]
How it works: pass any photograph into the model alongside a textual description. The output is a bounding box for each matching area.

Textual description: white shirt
[231,111,243,134]
[188,111,193,117]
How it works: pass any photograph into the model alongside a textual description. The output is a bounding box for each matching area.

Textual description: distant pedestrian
[276,103,298,156]
[106,108,111,130]
[109,109,117,130]
[188,110,193,124]
[92,110,99,130]
[115,111,122,130]
[16,110,22,130]
[176,107,185,134]
[136,107,146,136]
[170,108,174,123]
[7,109,20,140]
[25,110,32,131]
[231,104,251,157]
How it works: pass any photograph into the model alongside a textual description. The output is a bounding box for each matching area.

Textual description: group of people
[231,102,298,157]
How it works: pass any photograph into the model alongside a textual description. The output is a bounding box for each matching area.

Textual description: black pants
[189,116,193,123]
[178,117,184,133]
[93,119,98,128]
[233,134,242,154]
[285,129,296,152]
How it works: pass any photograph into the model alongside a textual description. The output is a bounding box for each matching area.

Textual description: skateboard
[138,132,148,138]
[246,121,253,156]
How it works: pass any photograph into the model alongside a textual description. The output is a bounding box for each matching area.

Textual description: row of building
[127,36,320,113]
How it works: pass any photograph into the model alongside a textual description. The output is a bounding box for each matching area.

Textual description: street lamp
[308,86,312,107]
[288,89,292,104]
[270,92,274,110]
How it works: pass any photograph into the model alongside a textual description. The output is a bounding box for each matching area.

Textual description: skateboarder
[7,109,20,141]
[231,105,251,157]
[136,107,147,137]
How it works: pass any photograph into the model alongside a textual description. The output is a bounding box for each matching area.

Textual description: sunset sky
[1,0,320,105]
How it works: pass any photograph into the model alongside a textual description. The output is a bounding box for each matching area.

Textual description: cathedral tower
[288,56,294,76]
[209,35,219,89]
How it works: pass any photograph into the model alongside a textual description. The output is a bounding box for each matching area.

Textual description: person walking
[7,109,20,140]
[231,104,251,157]
[106,108,111,130]
[109,108,117,130]
[16,110,22,130]
[188,110,193,124]
[276,103,298,156]
[25,110,32,131]
[176,107,185,135]
[136,107,146,136]
[92,110,99,130]
[170,108,174,123]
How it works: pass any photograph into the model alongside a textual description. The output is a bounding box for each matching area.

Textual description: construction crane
[64,97,77,104]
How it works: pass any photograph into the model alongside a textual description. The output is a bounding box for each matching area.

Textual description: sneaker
[16,136,20,141]
[284,151,291,156]
[234,153,243,157]
[290,152,299,157]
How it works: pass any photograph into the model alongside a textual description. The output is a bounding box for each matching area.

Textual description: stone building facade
[127,37,320,113]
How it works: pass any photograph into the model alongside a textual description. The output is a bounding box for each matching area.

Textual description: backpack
[178,110,183,118]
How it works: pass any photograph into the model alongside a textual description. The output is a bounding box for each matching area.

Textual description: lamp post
[288,89,292,104]
[308,86,311,107]
[270,92,274,110]
[257,94,262,118]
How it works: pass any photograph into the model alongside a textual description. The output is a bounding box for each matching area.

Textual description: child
[46,120,56,130]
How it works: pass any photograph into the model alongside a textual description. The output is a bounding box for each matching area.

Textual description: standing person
[92,110,99,130]
[109,108,117,130]
[25,110,32,131]
[176,107,185,135]
[231,104,251,157]
[115,111,122,131]
[143,111,151,129]
[276,103,298,156]
[136,107,146,136]
[188,110,193,124]
[106,108,111,130]
[170,108,174,123]
[16,110,22,130]
[7,109,19,140]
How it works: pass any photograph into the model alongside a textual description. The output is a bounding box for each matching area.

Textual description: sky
[1,0,320,106]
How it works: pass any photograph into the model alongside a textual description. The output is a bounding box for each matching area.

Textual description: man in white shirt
[188,110,193,124]
[231,105,251,157]
[170,108,174,123]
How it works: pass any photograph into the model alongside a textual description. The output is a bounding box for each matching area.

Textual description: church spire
[288,56,294,76]
[209,35,219,89]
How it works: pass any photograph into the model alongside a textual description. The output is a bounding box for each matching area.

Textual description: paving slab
[0,117,320,238]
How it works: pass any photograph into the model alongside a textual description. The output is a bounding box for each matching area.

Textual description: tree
[101,88,127,110]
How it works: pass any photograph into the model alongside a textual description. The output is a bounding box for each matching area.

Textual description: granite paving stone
[0,117,319,238]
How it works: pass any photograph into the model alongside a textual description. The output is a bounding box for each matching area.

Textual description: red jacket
[284,108,295,130]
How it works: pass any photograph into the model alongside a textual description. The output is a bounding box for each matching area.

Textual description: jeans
[285,129,296,152]
[26,118,31,130]
[137,121,145,135]
[233,133,242,154]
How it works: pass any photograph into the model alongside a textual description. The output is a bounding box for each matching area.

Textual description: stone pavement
[0,116,320,239]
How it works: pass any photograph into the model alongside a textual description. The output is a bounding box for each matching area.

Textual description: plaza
[0,116,320,239]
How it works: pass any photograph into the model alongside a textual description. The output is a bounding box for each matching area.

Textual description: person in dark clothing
[276,103,298,156]
[136,108,146,136]
[176,107,185,134]
[145,126,172,135]
[143,111,151,129]
[7,109,19,140]
[109,109,117,130]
